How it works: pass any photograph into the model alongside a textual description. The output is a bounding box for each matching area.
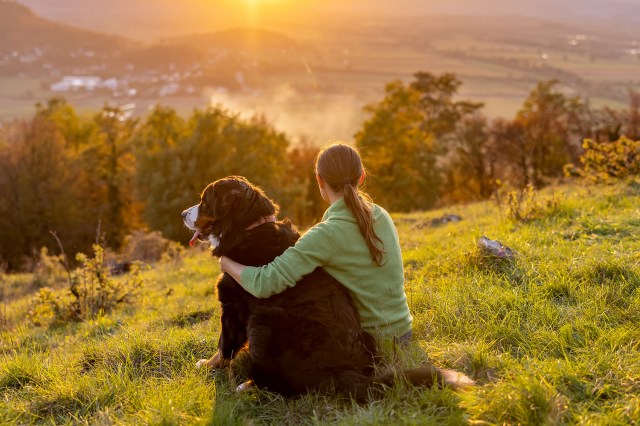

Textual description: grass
[1,180,639,424]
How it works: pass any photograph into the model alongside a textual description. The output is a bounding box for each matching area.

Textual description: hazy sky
[17,0,640,40]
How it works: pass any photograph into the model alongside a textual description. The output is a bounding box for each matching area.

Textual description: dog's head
[182,176,279,256]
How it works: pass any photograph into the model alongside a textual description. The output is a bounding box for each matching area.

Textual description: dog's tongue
[189,231,201,247]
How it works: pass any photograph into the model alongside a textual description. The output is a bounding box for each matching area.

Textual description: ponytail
[315,142,385,266]
[343,182,385,266]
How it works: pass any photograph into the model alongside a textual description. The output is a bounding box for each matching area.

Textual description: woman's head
[315,142,385,266]
[314,143,364,193]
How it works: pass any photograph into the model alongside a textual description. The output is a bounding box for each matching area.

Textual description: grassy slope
[1,180,639,425]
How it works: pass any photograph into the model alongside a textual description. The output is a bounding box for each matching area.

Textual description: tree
[624,89,640,140]
[0,116,87,269]
[283,139,323,226]
[488,118,529,188]
[133,106,290,243]
[34,98,96,150]
[411,72,483,139]
[355,72,483,211]
[443,114,497,202]
[355,80,439,211]
[91,106,139,247]
[511,80,583,187]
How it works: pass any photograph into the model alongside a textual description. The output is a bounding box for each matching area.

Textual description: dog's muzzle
[182,204,220,248]
[182,204,201,246]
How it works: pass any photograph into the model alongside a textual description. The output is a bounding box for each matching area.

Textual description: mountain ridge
[15,0,640,41]
[0,1,135,56]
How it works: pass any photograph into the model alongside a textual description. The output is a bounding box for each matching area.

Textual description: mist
[207,85,366,144]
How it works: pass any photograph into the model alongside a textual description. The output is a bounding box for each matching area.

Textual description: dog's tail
[374,366,474,390]
[344,365,474,401]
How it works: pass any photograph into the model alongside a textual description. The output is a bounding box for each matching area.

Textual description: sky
[17,0,640,40]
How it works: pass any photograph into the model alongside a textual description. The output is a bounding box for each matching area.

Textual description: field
[1,179,639,424]
[3,13,639,142]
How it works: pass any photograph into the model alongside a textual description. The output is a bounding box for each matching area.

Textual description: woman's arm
[219,256,246,283]
[221,223,335,298]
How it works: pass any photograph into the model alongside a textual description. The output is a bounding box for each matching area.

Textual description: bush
[576,136,640,182]
[121,230,184,266]
[31,247,67,289]
[28,245,144,326]
[69,245,144,320]
[494,183,562,223]
[27,287,69,326]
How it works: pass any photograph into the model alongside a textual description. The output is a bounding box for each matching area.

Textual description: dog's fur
[182,176,472,398]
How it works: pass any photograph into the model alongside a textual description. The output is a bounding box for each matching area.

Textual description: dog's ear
[213,188,243,218]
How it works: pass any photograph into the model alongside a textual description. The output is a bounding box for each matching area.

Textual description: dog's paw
[236,380,254,393]
[195,352,229,370]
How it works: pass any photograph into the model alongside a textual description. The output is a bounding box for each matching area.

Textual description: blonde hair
[315,143,385,266]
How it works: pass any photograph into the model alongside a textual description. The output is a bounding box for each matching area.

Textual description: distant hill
[324,0,640,22]
[114,28,298,71]
[0,1,135,57]
[16,0,640,40]
[0,1,298,79]
[173,28,298,52]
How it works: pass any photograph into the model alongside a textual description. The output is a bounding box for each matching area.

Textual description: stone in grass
[414,214,463,229]
[478,236,516,260]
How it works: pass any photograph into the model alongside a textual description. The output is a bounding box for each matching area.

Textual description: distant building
[50,76,102,92]
[159,83,179,96]
[101,78,119,91]
[49,76,128,93]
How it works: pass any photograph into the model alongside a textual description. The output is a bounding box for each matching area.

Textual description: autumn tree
[34,99,104,251]
[442,114,497,202]
[355,80,436,211]
[134,106,290,243]
[0,116,87,269]
[626,89,640,140]
[283,139,323,226]
[508,80,583,187]
[356,72,482,211]
[411,72,483,138]
[91,106,139,247]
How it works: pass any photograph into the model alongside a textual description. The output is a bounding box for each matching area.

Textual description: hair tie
[343,180,352,186]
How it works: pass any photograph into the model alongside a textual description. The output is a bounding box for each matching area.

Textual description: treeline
[356,73,640,210]
[0,100,323,270]
[0,73,638,270]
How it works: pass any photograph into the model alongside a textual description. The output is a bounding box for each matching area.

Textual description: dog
[182,176,473,398]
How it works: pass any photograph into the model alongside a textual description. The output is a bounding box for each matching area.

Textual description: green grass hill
[1,180,639,424]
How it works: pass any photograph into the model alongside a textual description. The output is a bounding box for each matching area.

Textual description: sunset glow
[3,1,640,424]
[237,0,291,26]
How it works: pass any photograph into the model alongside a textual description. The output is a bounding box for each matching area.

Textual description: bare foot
[195,352,230,369]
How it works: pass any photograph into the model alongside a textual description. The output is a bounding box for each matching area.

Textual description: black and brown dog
[182,176,472,398]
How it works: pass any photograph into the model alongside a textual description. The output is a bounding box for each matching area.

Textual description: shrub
[27,287,69,326]
[121,230,184,265]
[576,136,640,182]
[122,231,166,263]
[69,245,144,320]
[28,245,144,325]
[31,247,67,289]
[494,183,562,223]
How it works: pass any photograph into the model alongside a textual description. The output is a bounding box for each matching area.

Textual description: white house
[50,76,102,92]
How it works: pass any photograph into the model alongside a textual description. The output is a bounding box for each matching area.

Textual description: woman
[220,142,412,344]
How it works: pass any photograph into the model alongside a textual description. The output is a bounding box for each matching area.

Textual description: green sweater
[239,198,413,338]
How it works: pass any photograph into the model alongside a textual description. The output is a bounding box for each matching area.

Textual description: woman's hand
[219,256,247,285]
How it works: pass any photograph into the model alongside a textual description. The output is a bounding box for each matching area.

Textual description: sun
[244,0,287,6]
[241,0,288,26]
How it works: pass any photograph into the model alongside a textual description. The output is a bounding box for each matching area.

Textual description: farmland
[2,6,639,141]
